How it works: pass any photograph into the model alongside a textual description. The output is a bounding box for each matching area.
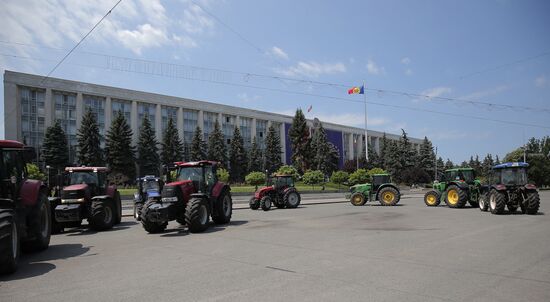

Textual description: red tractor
[140,161,232,233]
[50,167,122,232]
[0,140,51,274]
[249,174,301,211]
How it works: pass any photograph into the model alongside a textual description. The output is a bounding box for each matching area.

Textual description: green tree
[330,171,349,189]
[310,121,336,175]
[26,163,45,180]
[207,120,227,168]
[444,158,454,170]
[265,125,283,173]
[366,144,381,170]
[161,117,183,165]
[436,157,445,177]
[398,129,416,170]
[417,136,435,179]
[367,167,387,177]
[105,111,135,180]
[481,154,494,177]
[248,136,263,173]
[77,108,103,166]
[348,168,369,185]
[288,109,311,172]
[385,140,401,181]
[190,126,207,161]
[137,115,160,176]
[217,168,230,183]
[245,171,266,190]
[379,133,389,170]
[42,120,69,171]
[303,170,325,189]
[229,126,248,183]
[276,165,299,180]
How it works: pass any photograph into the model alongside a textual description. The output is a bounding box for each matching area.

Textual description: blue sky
[1,0,549,163]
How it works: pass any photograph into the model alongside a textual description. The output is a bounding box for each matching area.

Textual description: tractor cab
[0,142,36,199]
[491,162,528,187]
[442,168,476,184]
[63,167,110,197]
[372,174,391,190]
[271,174,295,192]
[172,161,219,195]
[135,176,163,202]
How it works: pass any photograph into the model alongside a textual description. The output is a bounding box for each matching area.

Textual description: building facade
[3,70,423,166]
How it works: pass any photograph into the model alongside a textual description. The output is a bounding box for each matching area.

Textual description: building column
[279,123,286,164]
[44,88,53,128]
[348,133,355,160]
[251,118,257,140]
[4,82,19,140]
[76,92,84,130]
[155,104,162,141]
[105,96,112,130]
[177,107,184,141]
[197,110,204,138]
[131,101,138,142]
[218,112,223,124]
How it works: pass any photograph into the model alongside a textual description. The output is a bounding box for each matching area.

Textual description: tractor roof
[65,167,109,172]
[445,168,474,172]
[493,162,528,169]
[0,140,25,149]
[139,175,161,181]
[174,160,218,167]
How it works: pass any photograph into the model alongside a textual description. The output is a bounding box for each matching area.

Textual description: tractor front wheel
[424,190,441,207]
[213,192,232,224]
[524,191,540,215]
[378,187,399,206]
[185,198,210,233]
[284,191,301,208]
[0,208,19,274]
[249,197,260,210]
[89,200,116,231]
[141,200,167,233]
[445,185,467,208]
[479,193,489,212]
[489,190,506,214]
[260,196,272,211]
[350,192,366,206]
[114,192,122,225]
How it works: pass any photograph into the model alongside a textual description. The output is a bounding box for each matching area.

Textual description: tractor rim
[448,189,459,205]
[199,204,208,225]
[288,193,299,206]
[426,194,436,205]
[479,196,485,209]
[104,206,113,224]
[40,202,49,238]
[12,222,17,259]
[383,192,395,204]
[352,195,363,205]
[490,194,496,210]
[134,206,138,219]
[223,195,231,216]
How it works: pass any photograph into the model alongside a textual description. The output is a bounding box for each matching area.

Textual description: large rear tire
[479,192,489,212]
[213,191,232,224]
[0,208,19,275]
[22,191,51,252]
[88,200,115,231]
[185,198,210,233]
[524,191,540,215]
[260,196,272,211]
[445,185,467,208]
[114,192,122,225]
[140,200,167,233]
[249,197,260,210]
[424,190,441,207]
[284,191,301,208]
[350,192,366,206]
[489,190,506,214]
[378,187,400,206]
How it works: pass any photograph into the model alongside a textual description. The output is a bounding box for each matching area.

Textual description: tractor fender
[524,184,537,190]
[283,187,297,194]
[106,186,117,199]
[20,179,44,207]
[255,186,273,199]
[479,184,490,194]
[491,184,507,191]
[91,195,112,201]
[376,184,400,200]
[449,181,469,189]
[211,182,226,199]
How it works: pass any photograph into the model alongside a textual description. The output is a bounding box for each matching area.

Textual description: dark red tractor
[249,174,301,211]
[0,140,51,274]
[50,167,122,232]
[140,161,232,233]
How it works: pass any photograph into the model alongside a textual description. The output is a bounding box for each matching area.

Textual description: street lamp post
[354,136,358,170]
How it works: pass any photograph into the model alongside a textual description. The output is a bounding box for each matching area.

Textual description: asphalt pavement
[1,191,549,302]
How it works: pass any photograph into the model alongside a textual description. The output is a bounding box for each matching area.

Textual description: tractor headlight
[61,198,85,204]
[162,196,178,203]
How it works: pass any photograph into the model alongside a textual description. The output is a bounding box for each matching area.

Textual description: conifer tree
[77,108,103,166]
[207,120,227,168]
[444,158,454,170]
[229,126,248,182]
[418,136,435,178]
[248,136,263,172]
[310,122,331,174]
[265,125,283,174]
[161,117,184,164]
[379,133,389,169]
[190,126,207,161]
[105,111,135,179]
[137,115,160,176]
[288,109,311,172]
[43,120,69,171]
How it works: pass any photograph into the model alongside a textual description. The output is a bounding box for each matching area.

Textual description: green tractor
[346,174,401,206]
[424,168,481,208]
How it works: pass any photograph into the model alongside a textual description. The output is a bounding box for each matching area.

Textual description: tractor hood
[63,184,89,192]
[165,180,193,187]
[350,183,371,192]
[255,186,274,198]
[146,190,161,198]
[61,184,89,202]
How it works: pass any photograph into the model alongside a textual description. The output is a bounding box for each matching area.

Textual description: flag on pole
[348,85,364,94]
[307,105,313,112]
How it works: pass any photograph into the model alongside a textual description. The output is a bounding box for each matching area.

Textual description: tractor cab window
[204,166,216,192]
[68,171,98,186]
[177,166,203,191]
[275,177,293,189]
[373,175,390,187]
[500,168,527,186]
[1,150,24,185]
[461,170,475,183]
[142,180,160,192]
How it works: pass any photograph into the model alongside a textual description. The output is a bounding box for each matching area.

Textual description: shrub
[26,163,45,181]
[367,167,386,176]
[245,171,266,190]
[217,168,230,183]
[302,170,325,189]
[348,169,369,186]
[276,165,300,180]
[330,171,349,189]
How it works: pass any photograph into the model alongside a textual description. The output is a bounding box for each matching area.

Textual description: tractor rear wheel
[350,192,366,206]
[378,187,399,206]
[445,185,467,208]
[260,196,272,211]
[141,200,167,233]
[22,191,51,252]
[524,191,540,215]
[0,208,19,274]
[249,197,260,210]
[89,200,115,231]
[479,193,489,212]
[489,190,506,214]
[284,191,301,208]
[114,192,122,225]
[213,192,232,224]
[424,190,441,207]
[185,198,210,233]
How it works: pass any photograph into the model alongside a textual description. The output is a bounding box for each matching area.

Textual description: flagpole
[364,81,368,162]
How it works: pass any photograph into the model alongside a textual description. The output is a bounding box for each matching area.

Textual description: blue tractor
[134,176,163,220]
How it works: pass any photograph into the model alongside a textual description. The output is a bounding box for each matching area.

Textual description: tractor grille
[61,189,85,199]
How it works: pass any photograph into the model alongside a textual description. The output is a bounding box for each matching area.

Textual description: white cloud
[237,93,260,103]
[460,85,509,100]
[366,59,385,75]
[275,61,347,78]
[401,57,411,65]
[117,24,169,55]
[405,68,413,76]
[269,46,289,60]
[420,86,452,99]
[535,75,547,88]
